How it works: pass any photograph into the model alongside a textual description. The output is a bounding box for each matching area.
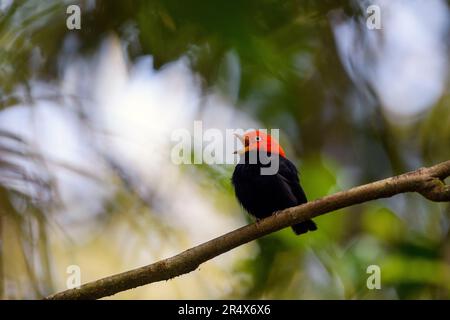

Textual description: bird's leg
[254,217,263,227]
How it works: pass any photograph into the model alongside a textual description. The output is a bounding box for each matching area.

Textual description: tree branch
[45,160,450,300]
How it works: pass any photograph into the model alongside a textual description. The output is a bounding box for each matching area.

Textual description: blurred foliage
[1,0,450,299]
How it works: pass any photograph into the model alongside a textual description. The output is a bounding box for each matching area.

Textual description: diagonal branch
[45,160,450,300]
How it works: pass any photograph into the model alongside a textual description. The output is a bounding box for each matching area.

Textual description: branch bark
[46,160,450,300]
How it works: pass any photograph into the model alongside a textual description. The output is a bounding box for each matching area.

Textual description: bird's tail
[291,220,317,235]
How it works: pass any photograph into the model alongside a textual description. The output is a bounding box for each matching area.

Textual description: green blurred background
[0,0,450,299]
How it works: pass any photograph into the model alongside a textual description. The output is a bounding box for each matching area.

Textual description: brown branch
[45,160,450,300]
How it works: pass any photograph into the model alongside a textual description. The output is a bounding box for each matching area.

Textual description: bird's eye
[255,136,261,141]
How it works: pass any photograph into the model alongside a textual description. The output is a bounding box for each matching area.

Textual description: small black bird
[232,130,317,235]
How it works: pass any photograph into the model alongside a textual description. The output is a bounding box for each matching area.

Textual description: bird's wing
[278,158,308,204]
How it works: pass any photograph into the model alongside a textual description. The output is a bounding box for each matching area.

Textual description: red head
[233,130,286,157]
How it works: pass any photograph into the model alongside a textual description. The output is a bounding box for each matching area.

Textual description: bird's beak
[233,133,248,155]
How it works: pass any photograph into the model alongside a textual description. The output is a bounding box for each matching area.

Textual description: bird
[231,130,317,235]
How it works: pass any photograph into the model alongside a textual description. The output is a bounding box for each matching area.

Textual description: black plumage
[232,151,317,235]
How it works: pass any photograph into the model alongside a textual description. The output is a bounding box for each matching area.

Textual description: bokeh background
[1,0,450,299]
